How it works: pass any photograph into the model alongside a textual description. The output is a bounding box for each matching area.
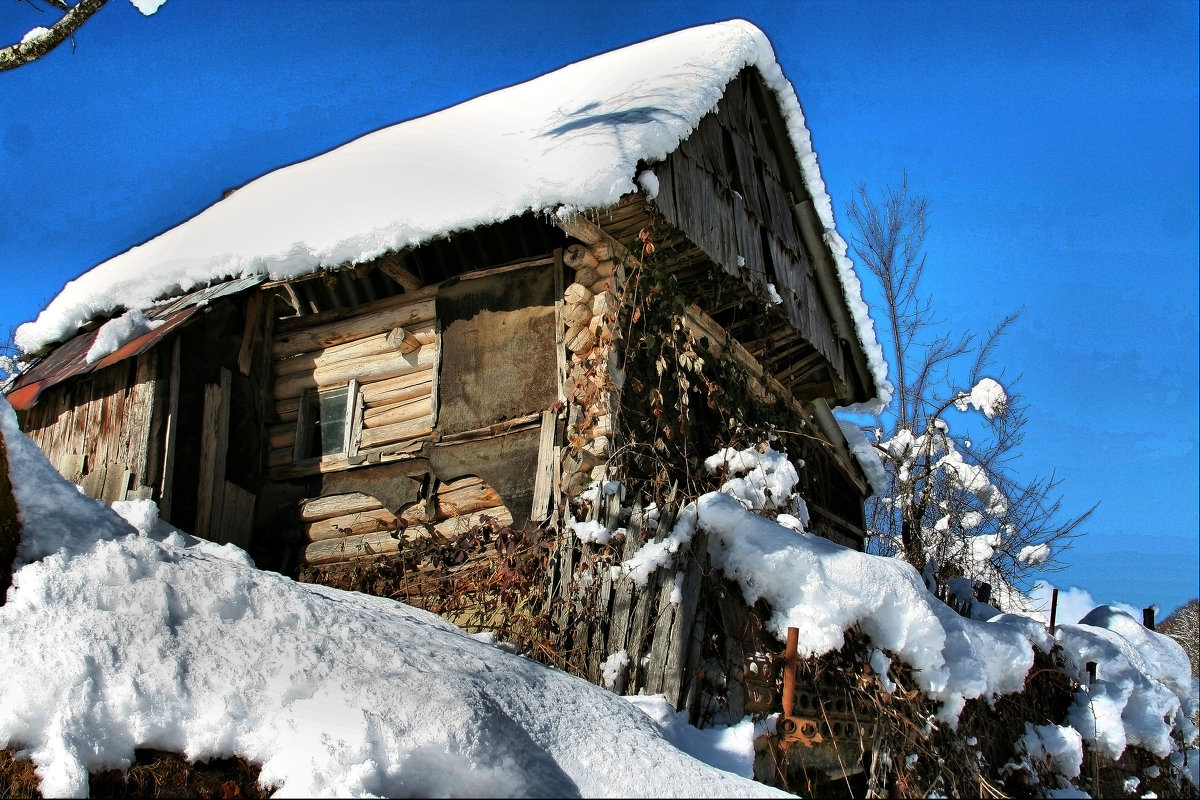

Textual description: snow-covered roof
[14,19,890,408]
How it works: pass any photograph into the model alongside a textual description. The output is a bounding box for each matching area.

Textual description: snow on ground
[4,409,1196,795]
[0,398,783,799]
[13,20,890,411]
[624,696,762,780]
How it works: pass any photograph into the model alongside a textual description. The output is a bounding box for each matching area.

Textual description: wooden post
[1048,587,1059,635]
[1142,606,1156,629]
[782,626,799,718]
[530,410,558,522]
[195,368,231,540]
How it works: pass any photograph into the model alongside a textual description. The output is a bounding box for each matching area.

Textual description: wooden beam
[448,255,556,284]
[237,292,265,376]
[267,442,423,481]
[272,294,436,358]
[376,252,425,291]
[274,323,436,379]
[530,409,558,522]
[195,368,231,540]
[434,412,542,444]
[158,337,182,522]
[272,341,439,400]
[361,395,433,429]
[302,508,513,566]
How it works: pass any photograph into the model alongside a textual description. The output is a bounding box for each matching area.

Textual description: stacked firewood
[558,235,629,487]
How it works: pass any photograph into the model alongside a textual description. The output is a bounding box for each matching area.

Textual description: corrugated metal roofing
[6,275,264,411]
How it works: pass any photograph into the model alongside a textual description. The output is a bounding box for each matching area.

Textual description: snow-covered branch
[849,179,1094,609]
[1,0,108,72]
[1,0,163,72]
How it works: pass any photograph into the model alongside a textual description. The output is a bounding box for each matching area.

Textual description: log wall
[298,475,512,566]
[267,286,440,478]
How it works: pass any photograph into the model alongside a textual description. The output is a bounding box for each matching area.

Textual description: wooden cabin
[7,21,887,780]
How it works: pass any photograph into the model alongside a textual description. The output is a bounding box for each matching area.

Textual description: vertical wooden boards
[195,367,231,540]
[158,337,182,521]
[17,346,163,505]
[553,247,568,405]
[661,530,707,708]
[237,291,265,376]
[530,409,558,523]
[218,481,255,549]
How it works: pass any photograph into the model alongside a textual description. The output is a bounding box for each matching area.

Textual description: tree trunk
[900,512,925,575]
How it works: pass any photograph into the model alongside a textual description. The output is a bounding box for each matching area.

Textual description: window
[294,379,362,461]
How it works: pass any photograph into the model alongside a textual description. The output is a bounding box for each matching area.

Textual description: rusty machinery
[742,622,874,779]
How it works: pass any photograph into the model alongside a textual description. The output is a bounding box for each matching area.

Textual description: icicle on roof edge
[14,19,892,410]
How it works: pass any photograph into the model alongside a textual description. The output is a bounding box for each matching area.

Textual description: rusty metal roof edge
[6,274,266,411]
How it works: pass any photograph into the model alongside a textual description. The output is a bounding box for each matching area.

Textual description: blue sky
[2,0,1196,613]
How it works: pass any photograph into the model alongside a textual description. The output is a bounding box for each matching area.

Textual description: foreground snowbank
[699,491,1197,748]
[0,399,780,799]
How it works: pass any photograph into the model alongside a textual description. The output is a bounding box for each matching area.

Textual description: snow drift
[0,397,781,798]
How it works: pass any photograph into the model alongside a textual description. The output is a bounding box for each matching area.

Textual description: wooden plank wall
[267,286,440,478]
[541,500,710,711]
[652,72,847,385]
[18,350,163,504]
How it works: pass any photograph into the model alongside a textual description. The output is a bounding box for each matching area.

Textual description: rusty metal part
[778,627,824,748]
[781,627,798,715]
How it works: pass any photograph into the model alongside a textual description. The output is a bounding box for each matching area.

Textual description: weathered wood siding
[18,350,163,504]
[650,70,848,389]
[539,500,711,711]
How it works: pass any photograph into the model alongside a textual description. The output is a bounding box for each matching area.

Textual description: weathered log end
[0,432,21,606]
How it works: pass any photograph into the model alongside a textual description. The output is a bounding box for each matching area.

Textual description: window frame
[293,378,363,462]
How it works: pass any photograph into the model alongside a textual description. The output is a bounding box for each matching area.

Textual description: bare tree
[1159,599,1199,678]
[1,326,19,387]
[2,0,161,73]
[846,177,1094,610]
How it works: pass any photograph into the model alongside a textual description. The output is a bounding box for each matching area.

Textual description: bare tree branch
[850,178,1094,611]
[1,0,109,72]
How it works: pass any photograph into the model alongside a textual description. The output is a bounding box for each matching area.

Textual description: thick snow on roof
[14,19,890,407]
[0,397,783,798]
